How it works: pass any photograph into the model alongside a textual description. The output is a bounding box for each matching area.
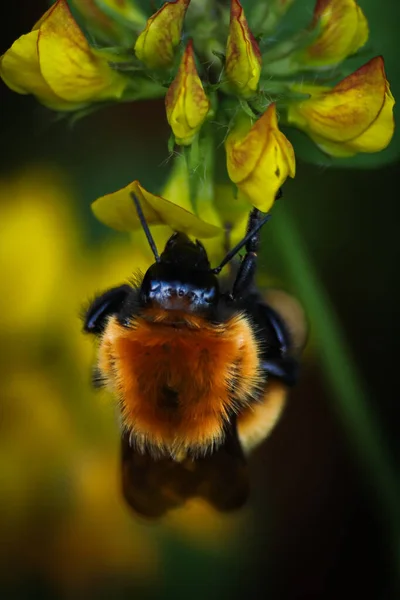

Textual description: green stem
[273,207,400,575]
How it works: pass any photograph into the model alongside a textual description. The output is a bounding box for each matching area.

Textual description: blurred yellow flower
[0,166,251,594]
[226,103,296,212]
[225,0,262,97]
[287,56,395,157]
[0,0,128,111]
[297,0,368,68]
[165,40,210,145]
[91,178,221,239]
[135,0,190,69]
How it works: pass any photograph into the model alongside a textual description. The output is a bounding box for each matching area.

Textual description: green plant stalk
[272,206,400,575]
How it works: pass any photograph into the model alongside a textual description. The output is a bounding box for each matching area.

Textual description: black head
[140,232,219,312]
[130,191,272,314]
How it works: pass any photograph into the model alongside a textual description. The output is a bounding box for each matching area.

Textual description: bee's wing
[121,421,249,519]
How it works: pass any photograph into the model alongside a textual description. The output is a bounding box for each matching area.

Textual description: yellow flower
[95,0,146,27]
[297,0,368,68]
[135,0,190,69]
[225,0,262,97]
[70,0,146,43]
[91,179,221,239]
[225,103,296,212]
[165,40,210,146]
[287,56,395,157]
[0,0,128,111]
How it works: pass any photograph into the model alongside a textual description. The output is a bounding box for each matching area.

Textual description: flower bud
[296,0,368,68]
[165,41,210,146]
[225,103,295,212]
[135,0,190,69]
[225,0,261,97]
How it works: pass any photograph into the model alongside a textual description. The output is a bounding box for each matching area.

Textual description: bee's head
[140,233,219,312]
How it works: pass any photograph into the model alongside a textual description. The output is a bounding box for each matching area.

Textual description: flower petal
[135,0,190,69]
[38,0,127,103]
[226,104,295,212]
[311,83,395,156]
[165,41,210,145]
[0,30,83,110]
[225,0,261,97]
[92,181,222,239]
[288,56,388,144]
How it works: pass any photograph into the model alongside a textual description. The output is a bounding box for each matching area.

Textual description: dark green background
[0,1,399,598]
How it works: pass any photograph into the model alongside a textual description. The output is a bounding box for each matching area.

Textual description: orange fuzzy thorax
[98,310,263,458]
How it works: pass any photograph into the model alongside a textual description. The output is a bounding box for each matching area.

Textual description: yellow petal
[345,85,395,153]
[225,0,261,97]
[92,180,222,239]
[135,0,190,69]
[300,0,369,67]
[226,104,295,212]
[38,0,127,103]
[311,83,395,156]
[0,29,86,110]
[165,41,210,145]
[287,56,388,144]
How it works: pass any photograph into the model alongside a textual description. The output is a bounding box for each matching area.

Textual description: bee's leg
[261,357,299,387]
[83,284,131,335]
[231,208,264,299]
[258,295,307,387]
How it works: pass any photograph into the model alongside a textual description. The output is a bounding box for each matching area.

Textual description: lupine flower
[1,0,395,242]
[286,57,395,157]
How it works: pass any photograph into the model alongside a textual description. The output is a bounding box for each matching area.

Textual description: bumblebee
[83,194,307,517]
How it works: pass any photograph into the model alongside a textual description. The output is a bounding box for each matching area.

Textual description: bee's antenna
[131,192,160,263]
[211,213,271,274]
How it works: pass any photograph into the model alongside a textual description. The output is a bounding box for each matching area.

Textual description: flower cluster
[0,0,395,248]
